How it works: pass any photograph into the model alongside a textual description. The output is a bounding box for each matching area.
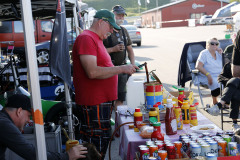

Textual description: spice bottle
[174,105,183,130]
[151,122,164,141]
[190,104,198,127]
[134,108,143,128]
[153,102,161,122]
[182,102,190,124]
[149,108,158,126]
[165,99,177,135]
[178,88,185,107]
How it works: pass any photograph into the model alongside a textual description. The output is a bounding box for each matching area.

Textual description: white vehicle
[211,2,239,24]
[200,15,212,25]
[233,12,240,23]
[218,17,233,24]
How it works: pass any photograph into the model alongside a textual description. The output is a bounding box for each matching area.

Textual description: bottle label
[179,110,182,121]
[190,113,197,120]
[181,109,185,120]
[186,109,189,120]
[171,119,177,132]
[182,109,190,120]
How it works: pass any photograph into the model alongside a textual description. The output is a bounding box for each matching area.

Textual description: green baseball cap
[94,9,121,30]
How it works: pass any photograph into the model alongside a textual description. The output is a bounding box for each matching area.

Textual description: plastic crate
[5,125,62,160]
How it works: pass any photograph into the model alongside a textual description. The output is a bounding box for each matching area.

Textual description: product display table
[116,106,222,160]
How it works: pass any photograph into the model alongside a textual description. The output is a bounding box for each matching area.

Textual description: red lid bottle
[178,88,185,107]
[134,108,143,128]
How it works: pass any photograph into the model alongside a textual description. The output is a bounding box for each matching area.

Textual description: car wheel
[37,50,49,64]
[137,42,141,46]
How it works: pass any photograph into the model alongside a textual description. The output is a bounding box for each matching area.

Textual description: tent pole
[73,2,80,36]
[64,82,75,140]
[20,0,47,159]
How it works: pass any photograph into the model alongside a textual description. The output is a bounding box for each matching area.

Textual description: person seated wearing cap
[103,5,137,110]
[0,94,88,160]
[72,9,138,159]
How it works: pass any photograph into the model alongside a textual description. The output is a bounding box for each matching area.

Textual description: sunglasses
[103,20,113,29]
[210,42,219,46]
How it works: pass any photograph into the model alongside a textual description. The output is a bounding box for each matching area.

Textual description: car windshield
[124,26,137,30]
[0,21,12,33]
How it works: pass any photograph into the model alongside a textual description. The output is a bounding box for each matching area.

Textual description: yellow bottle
[149,108,158,126]
[174,106,183,130]
[153,103,160,122]
[181,102,190,124]
[189,105,198,127]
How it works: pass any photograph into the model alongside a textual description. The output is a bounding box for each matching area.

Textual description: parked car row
[200,15,233,25]
[0,20,76,65]
[0,20,142,67]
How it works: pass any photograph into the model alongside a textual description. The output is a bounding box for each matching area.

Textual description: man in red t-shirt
[72,9,138,159]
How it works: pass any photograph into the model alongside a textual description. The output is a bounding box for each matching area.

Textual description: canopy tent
[0,0,80,159]
[0,0,85,21]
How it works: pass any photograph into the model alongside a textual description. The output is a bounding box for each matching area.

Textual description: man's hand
[120,64,139,75]
[67,145,88,160]
[216,47,223,54]
[113,44,125,52]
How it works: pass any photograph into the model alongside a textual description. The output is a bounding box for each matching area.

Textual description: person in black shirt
[0,94,87,160]
[103,5,137,109]
[207,32,240,132]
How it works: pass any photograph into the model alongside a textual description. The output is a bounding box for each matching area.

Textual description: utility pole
[156,0,158,22]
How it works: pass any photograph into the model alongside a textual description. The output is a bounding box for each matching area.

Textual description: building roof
[141,0,229,14]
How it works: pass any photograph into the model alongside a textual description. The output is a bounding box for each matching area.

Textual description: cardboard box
[217,143,240,160]
[5,125,62,160]
[136,150,189,160]
[163,91,194,105]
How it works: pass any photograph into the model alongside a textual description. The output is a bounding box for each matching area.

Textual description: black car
[36,30,76,64]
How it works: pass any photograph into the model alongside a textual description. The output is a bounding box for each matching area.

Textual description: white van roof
[212,1,239,19]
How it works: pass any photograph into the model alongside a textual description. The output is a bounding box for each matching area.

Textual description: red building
[141,0,228,28]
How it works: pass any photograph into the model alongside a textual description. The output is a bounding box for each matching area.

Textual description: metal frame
[187,60,206,109]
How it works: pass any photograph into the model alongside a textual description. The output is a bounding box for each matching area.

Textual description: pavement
[104,25,235,160]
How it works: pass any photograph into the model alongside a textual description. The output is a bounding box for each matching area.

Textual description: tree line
[83,0,170,16]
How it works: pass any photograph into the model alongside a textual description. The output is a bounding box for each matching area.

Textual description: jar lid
[149,117,157,124]
[153,122,161,127]
[178,88,184,91]
[135,108,141,112]
[150,108,156,111]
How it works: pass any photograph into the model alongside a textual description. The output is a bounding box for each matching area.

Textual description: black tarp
[49,0,71,87]
[0,0,76,21]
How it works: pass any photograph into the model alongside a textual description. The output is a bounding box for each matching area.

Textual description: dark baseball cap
[112,5,127,16]
[94,9,121,30]
[5,94,32,113]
